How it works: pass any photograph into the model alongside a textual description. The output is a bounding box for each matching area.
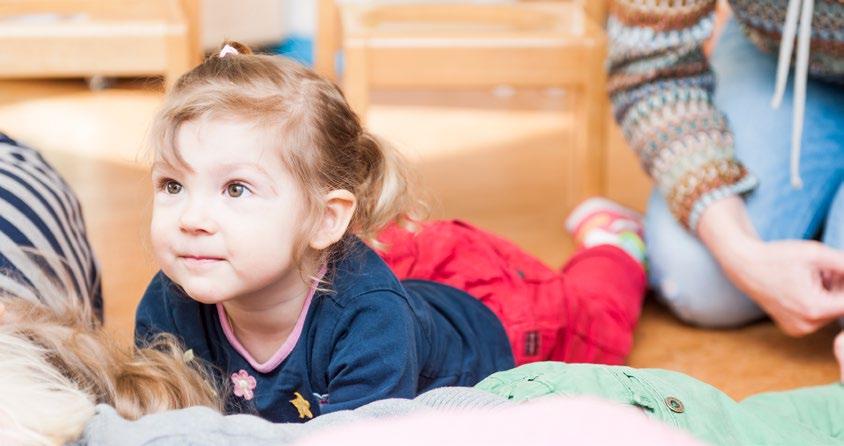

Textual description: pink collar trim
[216,267,326,373]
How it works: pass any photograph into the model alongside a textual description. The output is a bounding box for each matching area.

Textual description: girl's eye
[226,183,248,198]
[164,181,182,195]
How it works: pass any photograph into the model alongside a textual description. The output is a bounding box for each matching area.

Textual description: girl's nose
[178,198,216,234]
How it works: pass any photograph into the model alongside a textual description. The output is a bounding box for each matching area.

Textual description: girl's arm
[319,291,421,413]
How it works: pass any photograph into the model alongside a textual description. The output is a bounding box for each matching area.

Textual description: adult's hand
[699,197,844,336]
[835,331,844,382]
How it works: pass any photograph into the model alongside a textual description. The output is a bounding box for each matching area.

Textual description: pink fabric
[294,396,703,446]
[217,267,326,373]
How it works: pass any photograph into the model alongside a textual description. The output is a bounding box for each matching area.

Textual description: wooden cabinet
[0,0,201,89]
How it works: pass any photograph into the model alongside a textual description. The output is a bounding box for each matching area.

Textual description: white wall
[282,0,316,37]
[201,0,316,50]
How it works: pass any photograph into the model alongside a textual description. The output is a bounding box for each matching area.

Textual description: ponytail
[351,131,422,246]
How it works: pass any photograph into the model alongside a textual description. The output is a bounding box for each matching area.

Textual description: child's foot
[565,197,646,266]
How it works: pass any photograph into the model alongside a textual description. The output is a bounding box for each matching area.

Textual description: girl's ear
[310,190,357,250]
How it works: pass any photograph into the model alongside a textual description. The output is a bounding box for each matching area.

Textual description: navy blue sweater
[135,238,514,423]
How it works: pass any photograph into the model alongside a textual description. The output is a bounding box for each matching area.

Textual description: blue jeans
[646,19,844,327]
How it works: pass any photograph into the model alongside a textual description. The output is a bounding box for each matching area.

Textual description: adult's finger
[835,331,844,382]
[804,287,844,322]
[812,244,844,272]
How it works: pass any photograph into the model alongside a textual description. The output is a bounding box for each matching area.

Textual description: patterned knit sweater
[607,0,843,230]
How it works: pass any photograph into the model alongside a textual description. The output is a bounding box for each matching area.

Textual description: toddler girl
[135,42,647,423]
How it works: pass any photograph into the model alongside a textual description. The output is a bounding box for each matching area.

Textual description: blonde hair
[0,269,224,445]
[149,41,422,273]
[0,330,95,446]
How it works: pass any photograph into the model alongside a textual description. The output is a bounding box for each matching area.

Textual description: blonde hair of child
[0,330,95,446]
[0,255,224,445]
[148,41,422,273]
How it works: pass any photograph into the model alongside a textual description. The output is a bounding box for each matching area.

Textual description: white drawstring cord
[771,0,815,189]
[771,0,802,109]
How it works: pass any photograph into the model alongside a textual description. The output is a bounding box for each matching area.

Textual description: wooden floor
[0,78,837,401]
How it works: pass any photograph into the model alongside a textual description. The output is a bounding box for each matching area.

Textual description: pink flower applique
[231,369,257,401]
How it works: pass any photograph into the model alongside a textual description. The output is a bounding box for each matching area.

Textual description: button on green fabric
[665,396,684,413]
[476,362,844,444]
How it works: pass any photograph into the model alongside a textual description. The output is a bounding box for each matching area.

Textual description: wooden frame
[315,0,342,81]
[340,1,608,205]
[315,0,609,82]
[0,0,202,89]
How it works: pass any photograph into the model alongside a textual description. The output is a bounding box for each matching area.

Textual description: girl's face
[150,117,310,305]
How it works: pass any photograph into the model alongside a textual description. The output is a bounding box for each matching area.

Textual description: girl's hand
[699,197,844,336]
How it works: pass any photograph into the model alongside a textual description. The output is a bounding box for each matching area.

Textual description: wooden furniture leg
[315,0,341,81]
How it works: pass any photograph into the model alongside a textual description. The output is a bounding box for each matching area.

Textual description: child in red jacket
[377,197,647,365]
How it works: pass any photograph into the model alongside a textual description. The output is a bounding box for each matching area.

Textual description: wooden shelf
[0,0,200,89]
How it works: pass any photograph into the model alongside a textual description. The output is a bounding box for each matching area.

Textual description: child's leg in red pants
[376,219,646,365]
[554,245,646,364]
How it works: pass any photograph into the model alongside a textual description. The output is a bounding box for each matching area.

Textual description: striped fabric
[607,0,844,230]
[0,133,102,319]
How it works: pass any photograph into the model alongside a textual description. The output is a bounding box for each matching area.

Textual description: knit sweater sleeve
[606,0,758,231]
